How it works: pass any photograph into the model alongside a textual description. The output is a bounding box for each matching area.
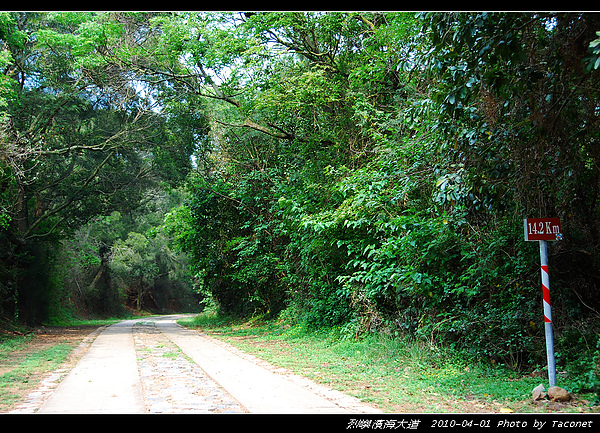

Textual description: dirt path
[8,315,380,414]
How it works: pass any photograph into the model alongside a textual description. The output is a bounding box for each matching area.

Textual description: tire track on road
[133,320,248,414]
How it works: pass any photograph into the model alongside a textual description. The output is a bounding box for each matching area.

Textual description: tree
[3,12,600,383]
[156,12,422,320]
[421,12,600,308]
[392,12,600,367]
[0,12,200,323]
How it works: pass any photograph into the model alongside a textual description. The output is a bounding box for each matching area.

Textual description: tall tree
[0,12,200,323]
[156,12,422,318]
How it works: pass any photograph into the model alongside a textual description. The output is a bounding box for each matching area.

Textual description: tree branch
[23,150,116,240]
[214,118,295,140]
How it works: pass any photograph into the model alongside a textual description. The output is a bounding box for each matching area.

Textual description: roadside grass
[179,312,599,413]
[0,318,118,412]
[0,338,73,411]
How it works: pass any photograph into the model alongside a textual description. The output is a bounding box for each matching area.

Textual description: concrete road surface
[37,315,381,414]
[37,319,146,414]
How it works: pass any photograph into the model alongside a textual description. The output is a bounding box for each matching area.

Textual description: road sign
[524,218,562,241]
[524,217,562,387]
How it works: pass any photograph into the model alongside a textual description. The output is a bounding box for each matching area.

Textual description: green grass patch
[179,312,598,413]
[0,334,34,354]
[0,318,118,412]
[45,317,123,327]
[0,343,74,412]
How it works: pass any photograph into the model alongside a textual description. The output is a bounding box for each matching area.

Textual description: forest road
[36,314,381,414]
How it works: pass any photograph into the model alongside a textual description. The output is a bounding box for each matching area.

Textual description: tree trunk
[137,276,144,310]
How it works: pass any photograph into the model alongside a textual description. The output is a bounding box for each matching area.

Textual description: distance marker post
[539,239,556,387]
[524,218,562,388]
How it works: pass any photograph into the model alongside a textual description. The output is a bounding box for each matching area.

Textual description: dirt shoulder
[1,325,103,413]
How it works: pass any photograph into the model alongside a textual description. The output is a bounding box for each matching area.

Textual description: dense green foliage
[2,12,600,392]
[0,12,203,323]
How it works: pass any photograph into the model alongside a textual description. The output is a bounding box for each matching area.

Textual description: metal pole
[539,240,557,387]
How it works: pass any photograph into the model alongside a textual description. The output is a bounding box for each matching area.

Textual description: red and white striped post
[525,218,562,387]
[539,239,556,387]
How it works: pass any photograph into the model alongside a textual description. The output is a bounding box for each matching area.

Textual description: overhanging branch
[23,150,116,240]
[214,118,295,140]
